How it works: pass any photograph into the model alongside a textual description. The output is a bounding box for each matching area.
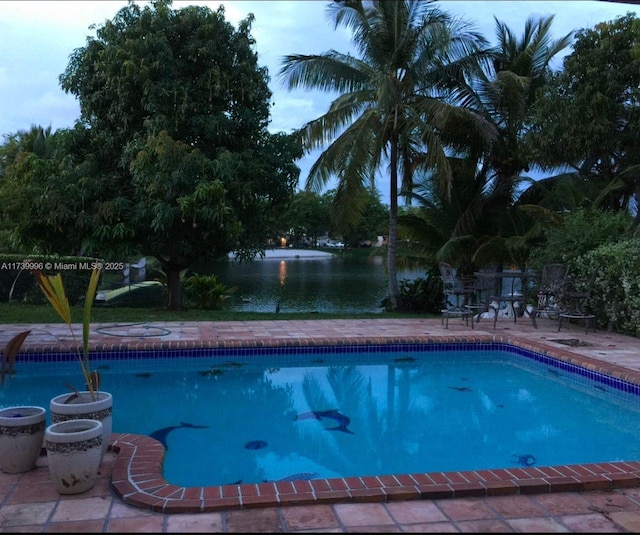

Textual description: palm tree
[399,156,488,276]
[400,14,573,275]
[0,124,72,254]
[279,0,494,310]
[0,125,54,173]
[477,15,573,193]
[469,15,573,267]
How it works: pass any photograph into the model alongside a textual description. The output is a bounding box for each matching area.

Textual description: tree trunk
[165,267,183,310]
[387,136,400,311]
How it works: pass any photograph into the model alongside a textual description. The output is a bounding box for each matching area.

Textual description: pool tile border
[67,333,640,514]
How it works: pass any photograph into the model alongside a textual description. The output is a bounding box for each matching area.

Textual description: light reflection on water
[192,249,422,314]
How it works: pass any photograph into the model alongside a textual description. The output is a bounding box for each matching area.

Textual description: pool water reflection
[4,343,640,488]
[155,348,640,487]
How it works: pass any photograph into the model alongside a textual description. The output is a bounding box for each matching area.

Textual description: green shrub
[528,208,632,271]
[184,273,237,310]
[571,239,640,336]
[383,265,443,313]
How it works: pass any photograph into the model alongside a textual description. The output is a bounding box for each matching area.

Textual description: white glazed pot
[44,418,103,495]
[0,406,46,473]
[50,391,112,460]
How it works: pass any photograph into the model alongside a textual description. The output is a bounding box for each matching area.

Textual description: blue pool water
[2,344,640,487]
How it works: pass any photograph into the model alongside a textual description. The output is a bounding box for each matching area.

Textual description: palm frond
[32,271,72,324]
[279,51,369,94]
[0,330,31,386]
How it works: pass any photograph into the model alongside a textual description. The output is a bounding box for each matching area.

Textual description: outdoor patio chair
[465,262,501,328]
[557,271,597,334]
[492,270,530,325]
[530,263,569,328]
[438,262,475,328]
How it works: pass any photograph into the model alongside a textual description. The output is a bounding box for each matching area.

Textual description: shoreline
[228,248,335,260]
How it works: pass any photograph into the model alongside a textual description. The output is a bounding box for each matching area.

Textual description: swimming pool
[3,342,640,492]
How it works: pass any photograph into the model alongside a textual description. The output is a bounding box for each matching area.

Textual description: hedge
[0,254,103,305]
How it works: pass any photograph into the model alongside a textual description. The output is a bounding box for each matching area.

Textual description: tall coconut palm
[464,15,574,267]
[400,14,573,275]
[471,15,573,225]
[279,0,495,310]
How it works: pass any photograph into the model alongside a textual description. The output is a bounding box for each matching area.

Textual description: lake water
[191,249,422,314]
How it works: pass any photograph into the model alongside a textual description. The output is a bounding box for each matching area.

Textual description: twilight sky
[0,1,636,202]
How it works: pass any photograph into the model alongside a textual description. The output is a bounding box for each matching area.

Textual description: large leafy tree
[0,125,83,254]
[526,12,640,227]
[279,0,494,310]
[277,190,332,247]
[338,189,389,248]
[57,0,301,308]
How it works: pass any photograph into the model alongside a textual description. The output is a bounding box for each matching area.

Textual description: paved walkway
[1,316,640,531]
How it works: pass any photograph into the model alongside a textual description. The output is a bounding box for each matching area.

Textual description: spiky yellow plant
[32,266,102,401]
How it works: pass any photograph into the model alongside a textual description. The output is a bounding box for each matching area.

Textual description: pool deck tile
[2,317,640,530]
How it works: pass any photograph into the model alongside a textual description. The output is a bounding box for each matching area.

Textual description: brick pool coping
[41,333,631,514]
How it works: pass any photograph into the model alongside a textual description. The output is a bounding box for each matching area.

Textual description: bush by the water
[383,265,443,313]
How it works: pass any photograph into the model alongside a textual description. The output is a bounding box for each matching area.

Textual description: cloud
[0,1,637,203]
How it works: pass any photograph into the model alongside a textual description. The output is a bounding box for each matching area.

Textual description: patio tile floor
[1,316,640,532]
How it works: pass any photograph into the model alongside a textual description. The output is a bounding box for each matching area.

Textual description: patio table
[472,270,539,328]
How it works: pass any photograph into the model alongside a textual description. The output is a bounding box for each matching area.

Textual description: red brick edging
[109,432,640,514]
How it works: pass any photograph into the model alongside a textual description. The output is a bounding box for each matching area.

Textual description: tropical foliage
[184,273,237,310]
[400,13,573,277]
[0,330,31,386]
[526,207,634,270]
[381,264,444,314]
[0,126,80,254]
[526,12,640,225]
[571,239,640,336]
[279,0,495,310]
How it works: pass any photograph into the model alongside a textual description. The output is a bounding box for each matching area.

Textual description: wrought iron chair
[465,262,501,328]
[438,262,475,328]
[558,271,597,334]
[530,263,569,328]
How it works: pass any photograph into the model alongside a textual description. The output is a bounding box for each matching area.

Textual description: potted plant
[0,330,47,473]
[44,418,103,495]
[0,405,46,473]
[32,266,112,462]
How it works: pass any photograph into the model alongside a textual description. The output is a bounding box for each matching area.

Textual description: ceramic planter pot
[0,406,46,473]
[50,391,112,460]
[44,418,103,495]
